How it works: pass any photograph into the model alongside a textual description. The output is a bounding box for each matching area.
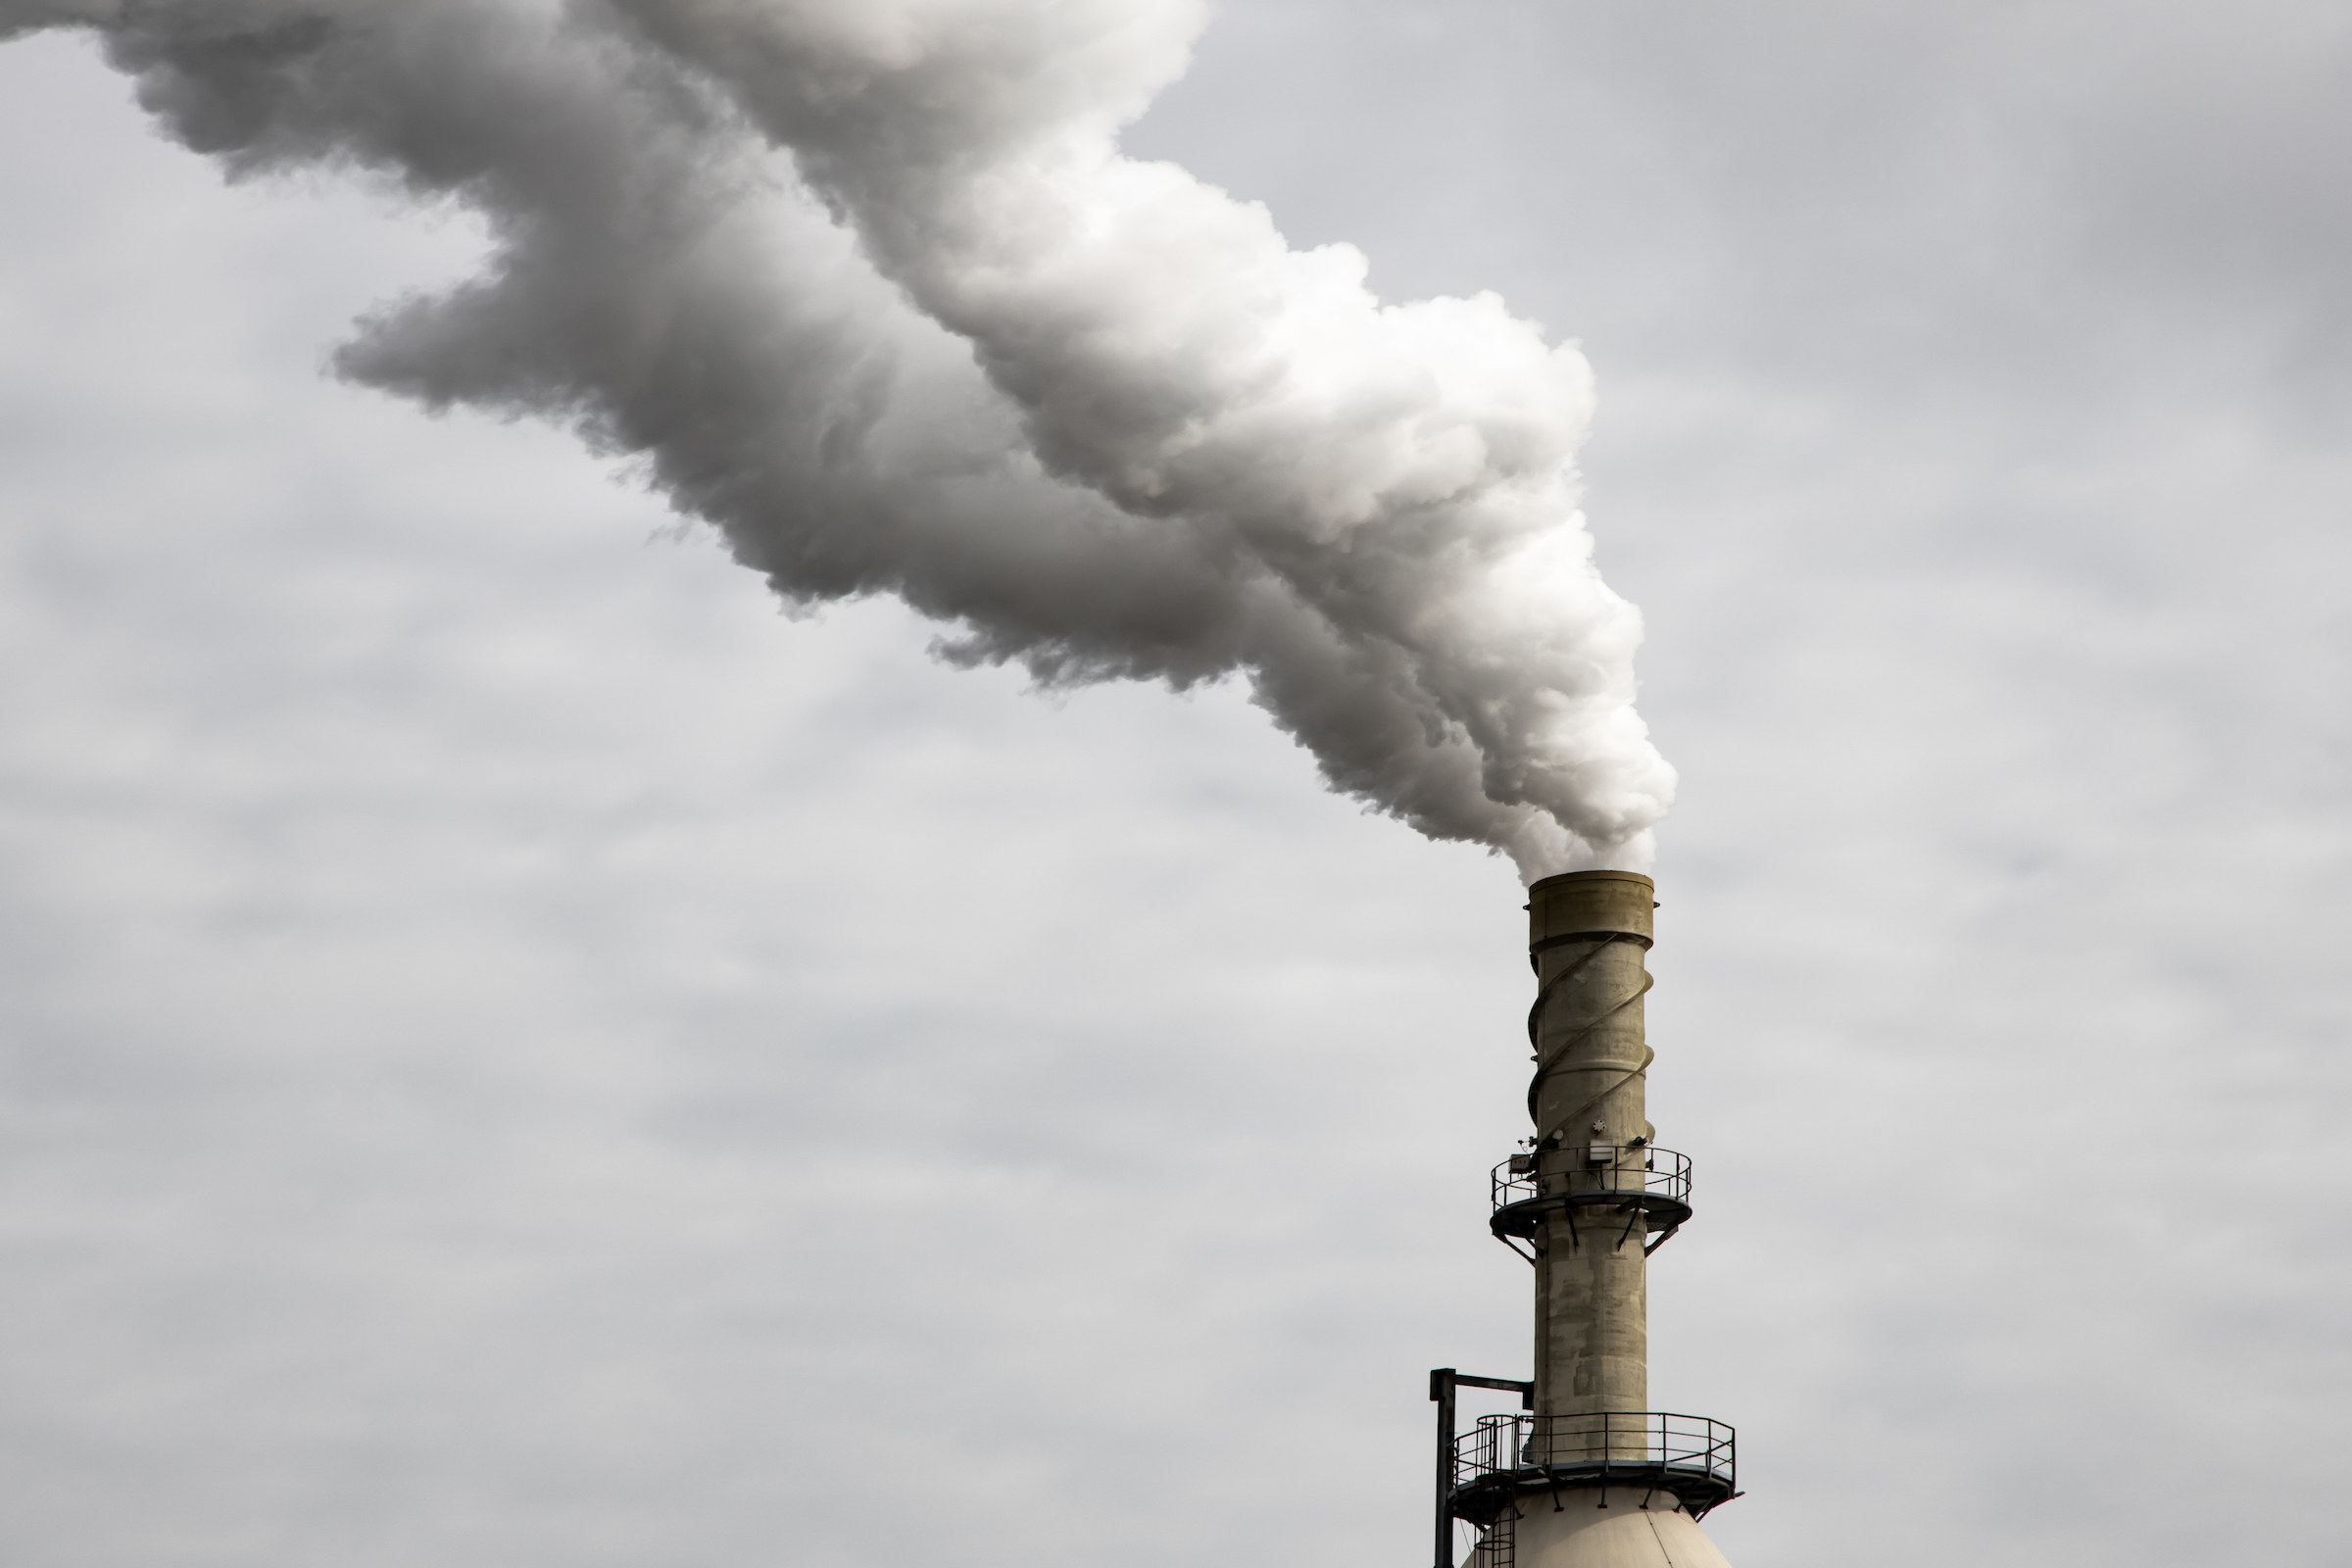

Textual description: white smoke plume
[6,0,1675,878]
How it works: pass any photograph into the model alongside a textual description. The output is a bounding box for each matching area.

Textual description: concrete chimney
[1527,869,1657,1428]
[1431,872,1740,1568]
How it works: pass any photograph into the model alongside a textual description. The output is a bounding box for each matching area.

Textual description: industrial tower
[1430,871,1740,1568]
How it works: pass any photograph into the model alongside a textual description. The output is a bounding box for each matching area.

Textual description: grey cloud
[2,4,2348,1568]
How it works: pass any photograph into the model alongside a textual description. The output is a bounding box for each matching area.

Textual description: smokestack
[1527,870,1656,1426]
[1432,874,1739,1568]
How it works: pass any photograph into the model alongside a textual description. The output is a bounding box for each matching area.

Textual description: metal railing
[1491,1146,1691,1211]
[1454,1410,1736,1501]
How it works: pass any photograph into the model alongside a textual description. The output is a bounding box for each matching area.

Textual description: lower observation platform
[1448,1410,1739,1524]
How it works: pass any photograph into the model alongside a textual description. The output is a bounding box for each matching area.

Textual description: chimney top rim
[1527,870,1656,893]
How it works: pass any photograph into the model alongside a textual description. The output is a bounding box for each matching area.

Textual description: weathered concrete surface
[1527,870,1657,1423]
[1500,1489,1734,1568]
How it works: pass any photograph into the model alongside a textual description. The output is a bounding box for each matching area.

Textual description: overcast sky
[2,4,2348,1567]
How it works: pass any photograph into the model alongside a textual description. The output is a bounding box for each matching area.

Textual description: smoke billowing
[6,0,1675,877]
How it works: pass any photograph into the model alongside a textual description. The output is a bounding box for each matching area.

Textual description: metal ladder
[1468,1513,1514,1568]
